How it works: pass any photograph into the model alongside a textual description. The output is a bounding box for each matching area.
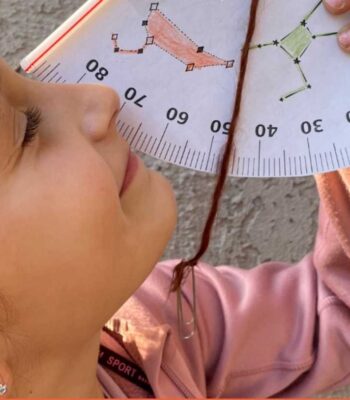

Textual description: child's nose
[78,84,120,143]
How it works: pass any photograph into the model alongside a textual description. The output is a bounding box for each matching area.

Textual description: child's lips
[120,149,139,196]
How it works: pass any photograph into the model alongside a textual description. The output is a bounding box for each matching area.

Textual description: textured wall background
[0,0,348,397]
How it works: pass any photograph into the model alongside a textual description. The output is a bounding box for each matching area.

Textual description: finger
[338,24,350,52]
[323,0,350,15]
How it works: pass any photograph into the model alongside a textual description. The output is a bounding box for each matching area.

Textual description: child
[0,0,350,397]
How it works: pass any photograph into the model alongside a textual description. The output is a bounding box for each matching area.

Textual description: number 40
[255,124,278,137]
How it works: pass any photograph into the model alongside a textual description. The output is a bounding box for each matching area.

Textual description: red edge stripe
[25,0,105,72]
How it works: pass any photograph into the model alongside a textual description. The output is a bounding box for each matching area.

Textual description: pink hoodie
[96,170,350,398]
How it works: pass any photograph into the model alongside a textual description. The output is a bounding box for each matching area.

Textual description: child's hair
[168,0,260,295]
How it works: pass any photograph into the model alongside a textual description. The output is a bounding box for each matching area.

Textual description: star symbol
[273,40,279,46]
[294,58,300,64]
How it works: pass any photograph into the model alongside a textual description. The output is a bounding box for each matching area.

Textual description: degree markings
[345,148,350,164]
[179,141,189,165]
[165,143,172,161]
[129,123,143,147]
[24,59,350,178]
[159,141,167,159]
[77,72,87,83]
[195,152,201,170]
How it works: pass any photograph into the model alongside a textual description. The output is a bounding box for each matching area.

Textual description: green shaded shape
[280,25,313,59]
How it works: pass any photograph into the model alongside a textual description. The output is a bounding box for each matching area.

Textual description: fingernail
[339,29,350,48]
[326,0,346,9]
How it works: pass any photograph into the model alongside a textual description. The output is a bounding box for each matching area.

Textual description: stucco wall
[1,1,349,397]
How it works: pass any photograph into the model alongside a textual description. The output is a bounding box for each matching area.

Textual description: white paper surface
[21,0,350,177]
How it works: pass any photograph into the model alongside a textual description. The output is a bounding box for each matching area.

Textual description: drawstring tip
[174,262,198,340]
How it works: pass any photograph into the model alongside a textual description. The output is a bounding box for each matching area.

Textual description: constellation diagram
[250,0,338,101]
[111,2,235,72]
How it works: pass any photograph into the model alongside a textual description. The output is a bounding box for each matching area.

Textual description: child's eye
[23,107,41,147]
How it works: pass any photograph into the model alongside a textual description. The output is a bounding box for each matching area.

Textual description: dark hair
[168,0,260,295]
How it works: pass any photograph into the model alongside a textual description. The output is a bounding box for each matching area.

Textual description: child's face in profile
[0,58,176,363]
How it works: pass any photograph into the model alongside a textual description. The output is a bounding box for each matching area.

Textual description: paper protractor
[20,0,350,177]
